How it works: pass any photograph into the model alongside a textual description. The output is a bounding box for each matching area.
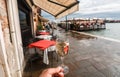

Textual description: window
[18,0,32,47]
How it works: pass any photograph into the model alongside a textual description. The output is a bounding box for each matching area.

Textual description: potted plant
[37,23,43,31]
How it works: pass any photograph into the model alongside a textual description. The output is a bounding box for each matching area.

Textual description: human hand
[39,67,64,77]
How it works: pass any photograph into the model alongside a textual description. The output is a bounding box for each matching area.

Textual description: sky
[78,0,120,14]
[41,0,120,21]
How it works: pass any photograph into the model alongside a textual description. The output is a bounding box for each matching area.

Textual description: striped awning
[39,16,49,22]
[32,0,79,19]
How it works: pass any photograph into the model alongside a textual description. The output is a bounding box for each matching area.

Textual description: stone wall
[0,0,8,77]
[0,0,18,77]
[0,43,6,77]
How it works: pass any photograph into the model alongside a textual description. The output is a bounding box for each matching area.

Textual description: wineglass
[56,37,69,74]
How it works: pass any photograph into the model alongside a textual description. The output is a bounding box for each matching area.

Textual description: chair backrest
[51,35,57,41]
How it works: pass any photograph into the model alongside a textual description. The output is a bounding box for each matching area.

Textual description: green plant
[37,23,43,30]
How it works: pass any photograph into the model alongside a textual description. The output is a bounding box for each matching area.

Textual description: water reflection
[69,31,97,40]
[55,27,97,41]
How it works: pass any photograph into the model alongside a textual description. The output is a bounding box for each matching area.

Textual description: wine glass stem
[61,57,64,66]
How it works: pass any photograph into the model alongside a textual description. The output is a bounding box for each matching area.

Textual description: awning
[32,0,79,19]
[39,16,49,22]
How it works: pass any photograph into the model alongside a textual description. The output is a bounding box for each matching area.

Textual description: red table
[28,40,56,64]
[37,32,50,35]
[28,40,55,50]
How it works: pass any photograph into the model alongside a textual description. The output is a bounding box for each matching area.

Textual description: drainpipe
[6,0,22,77]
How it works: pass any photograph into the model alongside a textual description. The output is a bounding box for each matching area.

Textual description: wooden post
[65,16,68,31]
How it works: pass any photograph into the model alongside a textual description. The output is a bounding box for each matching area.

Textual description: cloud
[77,0,120,14]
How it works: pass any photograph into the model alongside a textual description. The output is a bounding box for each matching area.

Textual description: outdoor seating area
[22,28,58,76]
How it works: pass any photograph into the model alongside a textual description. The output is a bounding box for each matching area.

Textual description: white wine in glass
[56,39,69,74]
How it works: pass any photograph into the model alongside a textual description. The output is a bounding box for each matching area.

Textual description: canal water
[85,23,120,41]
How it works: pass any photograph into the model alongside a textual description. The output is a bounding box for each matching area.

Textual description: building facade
[0,0,40,77]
